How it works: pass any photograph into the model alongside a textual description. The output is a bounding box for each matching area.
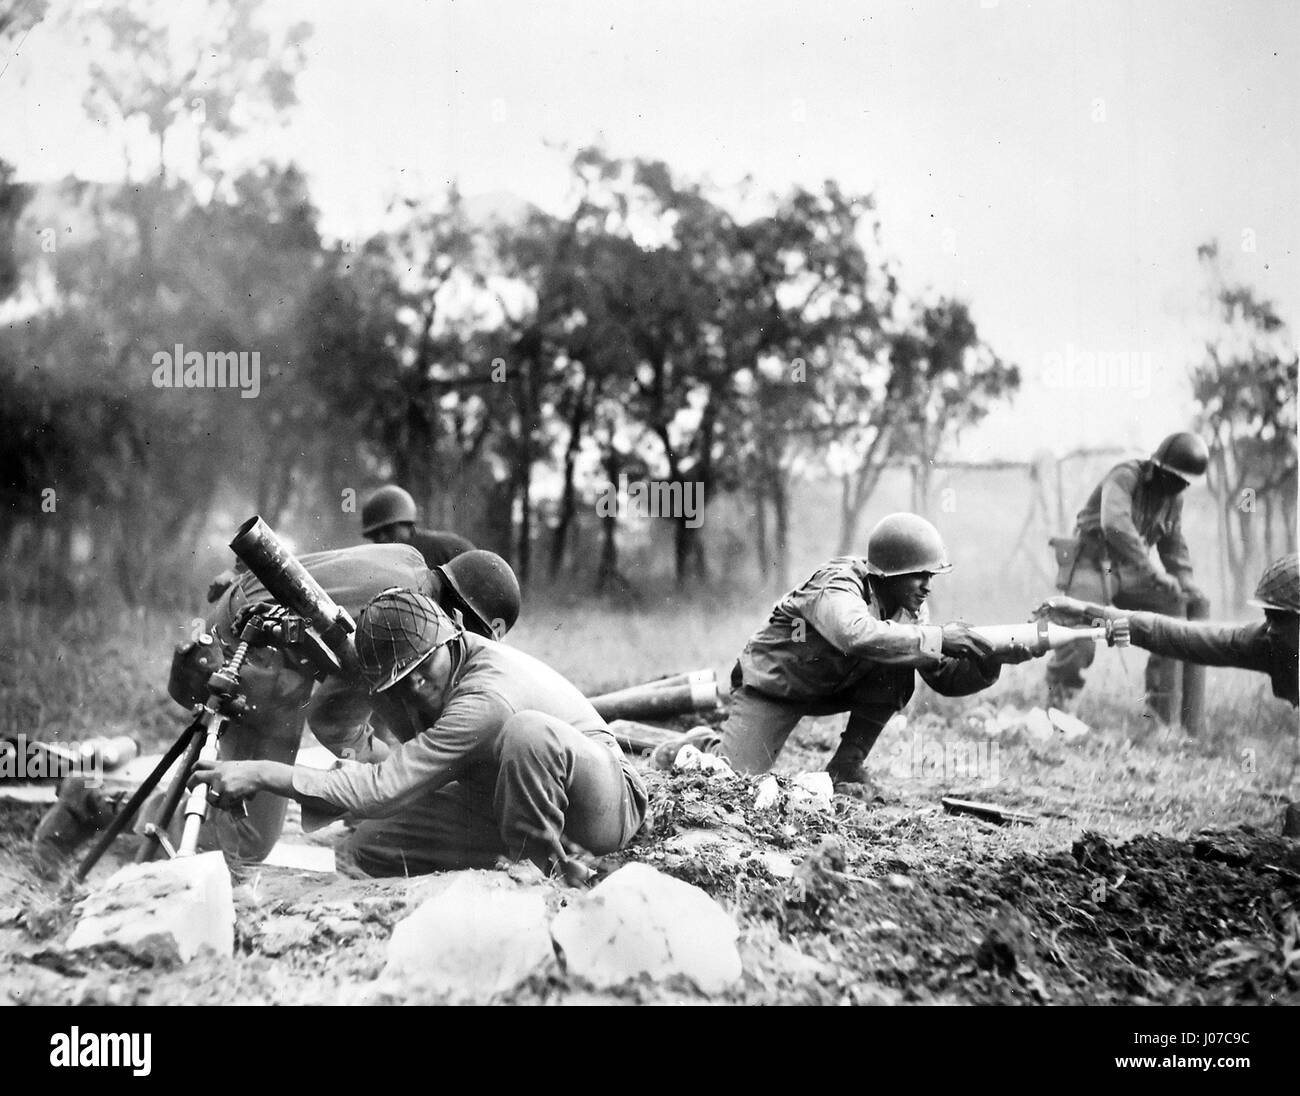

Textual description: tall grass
[0,602,183,750]
[2,593,1293,784]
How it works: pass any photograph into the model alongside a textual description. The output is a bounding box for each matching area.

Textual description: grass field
[0,596,1296,1005]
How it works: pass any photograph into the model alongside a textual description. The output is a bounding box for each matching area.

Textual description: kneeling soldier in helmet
[654,513,1036,793]
[191,589,649,877]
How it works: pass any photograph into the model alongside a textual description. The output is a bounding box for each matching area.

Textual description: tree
[727,183,897,589]
[1192,241,1298,609]
[0,0,49,48]
[79,0,308,187]
[0,0,319,604]
[823,297,1019,554]
[0,159,30,303]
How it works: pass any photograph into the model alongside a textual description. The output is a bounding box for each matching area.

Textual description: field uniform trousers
[345,710,644,876]
[718,669,899,776]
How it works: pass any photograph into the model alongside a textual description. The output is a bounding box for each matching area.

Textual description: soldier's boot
[827,725,886,800]
[31,775,124,880]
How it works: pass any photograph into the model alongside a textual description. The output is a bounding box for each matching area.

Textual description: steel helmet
[1151,432,1210,482]
[436,550,521,639]
[865,513,953,577]
[361,485,418,536]
[354,588,463,692]
[1249,554,1300,614]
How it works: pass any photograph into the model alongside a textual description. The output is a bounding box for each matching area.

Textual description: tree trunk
[595,445,622,593]
[838,422,895,553]
[771,463,790,593]
[549,376,590,579]
[753,475,769,577]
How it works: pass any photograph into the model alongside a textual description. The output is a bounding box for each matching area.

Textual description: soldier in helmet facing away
[361,484,475,570]
[654,513,1038,793]
[1045,431,1211,721]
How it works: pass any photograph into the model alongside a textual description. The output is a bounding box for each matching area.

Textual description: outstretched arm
[1037,597,1267,671]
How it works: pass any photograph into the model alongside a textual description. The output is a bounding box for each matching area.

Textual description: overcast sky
[3,0,1296,459]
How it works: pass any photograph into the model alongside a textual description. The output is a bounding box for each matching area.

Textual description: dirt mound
[606,768,1300,1005]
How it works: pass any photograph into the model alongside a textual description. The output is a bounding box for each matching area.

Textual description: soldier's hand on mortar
[189,759,265,809]
[940,622,995,662]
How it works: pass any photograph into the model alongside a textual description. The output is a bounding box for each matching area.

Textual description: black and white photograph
[0,0,1296,1045]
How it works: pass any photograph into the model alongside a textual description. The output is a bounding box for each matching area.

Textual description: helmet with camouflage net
[361,485,418,536]
[436,550,521,638]
[865,513,953,577]
[1248,554,1300,614]
[354,588,463,692]
[1151,432,1209,482]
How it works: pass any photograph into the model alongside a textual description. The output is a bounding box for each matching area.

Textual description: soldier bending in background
[360,484,475,570]
[1045,431,1211,722]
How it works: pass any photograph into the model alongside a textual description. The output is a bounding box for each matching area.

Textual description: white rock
[996,705,1026,731]
[551,863,742,994]
[262,842,336,873]
[380,872,553,1002]
[65,851,233,963]
[1023,707,1055,743]
[674,744,733,775]
[788,771,833,811]
[753,774,780,811]
[758,850,796,880]
[1047,707,1090,743]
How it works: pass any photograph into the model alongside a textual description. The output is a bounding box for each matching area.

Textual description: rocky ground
[1,706,1297,1007]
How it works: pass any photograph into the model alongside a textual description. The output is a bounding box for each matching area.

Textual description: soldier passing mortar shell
[653,513,1077,796]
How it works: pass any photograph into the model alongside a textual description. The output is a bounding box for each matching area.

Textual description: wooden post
[1181,596,1209,737]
